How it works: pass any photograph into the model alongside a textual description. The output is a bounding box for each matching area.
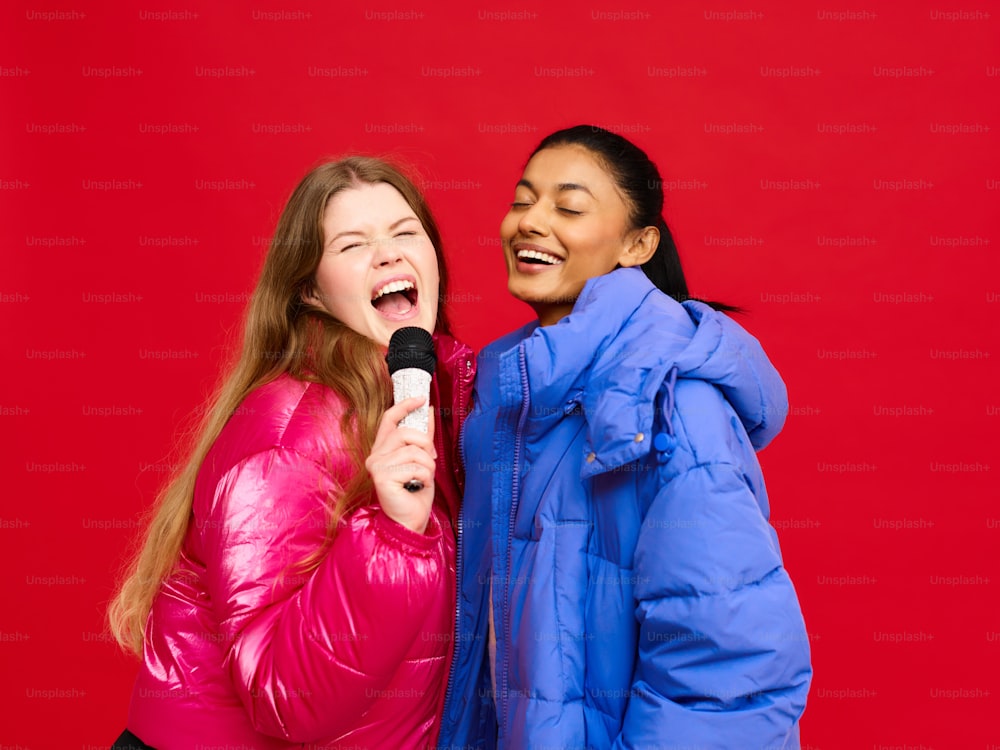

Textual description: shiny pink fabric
[128,336,474,749]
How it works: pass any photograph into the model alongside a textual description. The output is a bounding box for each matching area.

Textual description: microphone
[385,327,436,492]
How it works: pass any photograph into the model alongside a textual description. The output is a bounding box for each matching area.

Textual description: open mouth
[517,248,564,266]
[372,277,419,319]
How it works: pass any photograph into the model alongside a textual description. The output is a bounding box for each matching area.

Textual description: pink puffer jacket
[126,335,475,749]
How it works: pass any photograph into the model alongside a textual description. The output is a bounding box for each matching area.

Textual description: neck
[532,301,573,327]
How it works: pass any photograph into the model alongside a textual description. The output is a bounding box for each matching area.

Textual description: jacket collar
[517,268,786,476]
[519,269,687,474]
[431,332,475,521]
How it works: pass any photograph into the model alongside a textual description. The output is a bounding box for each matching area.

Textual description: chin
[382,317,435,342]
[508,281,545,305]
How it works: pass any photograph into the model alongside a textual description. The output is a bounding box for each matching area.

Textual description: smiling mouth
[516,248,564,266]
[372,278,418,318]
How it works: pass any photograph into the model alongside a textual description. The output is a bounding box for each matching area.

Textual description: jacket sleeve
[199,447,448,742]
[613,461,812,750]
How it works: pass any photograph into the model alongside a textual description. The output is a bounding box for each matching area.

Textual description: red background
[2,1,998,747]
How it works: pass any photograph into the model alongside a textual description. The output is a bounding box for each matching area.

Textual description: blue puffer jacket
[438,268,812,750]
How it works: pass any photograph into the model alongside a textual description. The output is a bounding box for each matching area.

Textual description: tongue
[373,291,413,315]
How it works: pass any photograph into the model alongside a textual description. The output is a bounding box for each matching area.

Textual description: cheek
[315,256,369,311]
[420,243,440,280]
[568,229,620,266]
[412,243,441,295]
[312,260,336,298]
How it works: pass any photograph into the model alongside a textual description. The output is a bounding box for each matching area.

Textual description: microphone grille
[386,327,436,375]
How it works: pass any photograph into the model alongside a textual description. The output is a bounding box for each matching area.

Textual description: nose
[372,234,403,267]
[517,202,549,237]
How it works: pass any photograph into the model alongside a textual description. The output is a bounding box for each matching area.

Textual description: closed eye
[510,201,533,208]
[557,207,583,216]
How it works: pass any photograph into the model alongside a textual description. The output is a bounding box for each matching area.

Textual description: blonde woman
[109,157,474,749]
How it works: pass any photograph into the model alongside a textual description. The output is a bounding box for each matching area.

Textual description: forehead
[521,145,618,194]
[322,182,415,227]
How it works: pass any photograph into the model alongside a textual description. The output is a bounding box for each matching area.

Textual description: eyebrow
[517,178,595,198]
[329,216,419,245]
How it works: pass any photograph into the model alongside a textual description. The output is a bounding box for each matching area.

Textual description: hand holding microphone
[366,328,438,533]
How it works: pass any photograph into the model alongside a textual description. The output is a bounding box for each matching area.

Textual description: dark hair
[530,125,737,311]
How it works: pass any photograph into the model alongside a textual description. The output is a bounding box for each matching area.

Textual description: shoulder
[434,332,475,371]
[203,374,352,483]
[481,320,538,360]
[193,378,351,551]
[433,332,476,407]
[668,379,747,469]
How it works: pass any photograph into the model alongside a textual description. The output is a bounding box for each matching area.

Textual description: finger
[392,425,436,453]
[372,396,429,448]
[387,445,437,476]
[371,425,436,464]
[390,404,435,456]
[366,445,437,479]
[393,461,433,486]
[372,459,434,493]
[404,463,434,491]
[404,473,433,493]
[375,396,427,442]
[388,395,430,423]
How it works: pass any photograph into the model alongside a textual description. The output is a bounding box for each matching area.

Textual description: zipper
[440,508,462,729]
[454,356,474,489]
[432,393,448,511]
[499,343,530,733]
[440,361,471,733]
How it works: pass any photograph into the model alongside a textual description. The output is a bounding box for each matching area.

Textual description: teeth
[517,249,563,265]
[373,279,415,300]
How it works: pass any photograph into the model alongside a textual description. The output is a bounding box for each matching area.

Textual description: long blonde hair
[108,157,450,656]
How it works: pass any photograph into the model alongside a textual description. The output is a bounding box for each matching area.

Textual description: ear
[300,282,323,308]
[618,225,659,268]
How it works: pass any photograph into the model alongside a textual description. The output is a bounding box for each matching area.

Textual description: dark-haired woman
[438,126,811,749]
[109,157,474,748]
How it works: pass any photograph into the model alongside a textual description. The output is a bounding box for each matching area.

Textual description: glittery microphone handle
[391,369,432,432]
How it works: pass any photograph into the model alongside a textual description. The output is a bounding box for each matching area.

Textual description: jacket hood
[518,268,787,475]
[670,295,787,449]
